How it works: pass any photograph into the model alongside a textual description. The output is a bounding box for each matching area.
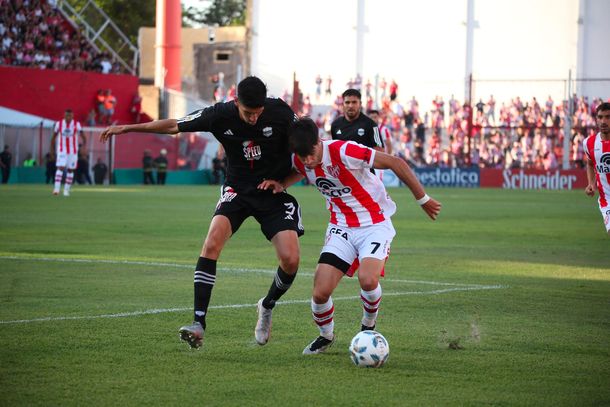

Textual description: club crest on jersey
[326,165,340,178]
[315,177,351,197]
[262,127,273,137]
[357,128,365,136]
[217,185,237,209]
[243,140,262,161]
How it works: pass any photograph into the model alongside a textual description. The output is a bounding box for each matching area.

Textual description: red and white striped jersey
[583,132,610,208]
[54,119,82,155]
[292,140,396,227]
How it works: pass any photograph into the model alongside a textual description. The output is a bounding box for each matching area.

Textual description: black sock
[193,257,216,329]
[262,267,296,309]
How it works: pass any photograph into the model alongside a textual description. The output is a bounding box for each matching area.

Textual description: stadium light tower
[464,0,478,104]
[155,0,182,92]
[354,0,368,80]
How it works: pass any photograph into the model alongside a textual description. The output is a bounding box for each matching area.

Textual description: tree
[182,0,246,27]
[69,0,155,45]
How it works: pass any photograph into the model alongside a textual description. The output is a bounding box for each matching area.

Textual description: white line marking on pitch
[0,285,507,325]
[0,255,508,325]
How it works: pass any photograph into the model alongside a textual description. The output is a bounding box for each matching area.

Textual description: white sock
[311,297,334,340]
[64,172,74,192]
[361,284,382,328]
[53,169,63,192]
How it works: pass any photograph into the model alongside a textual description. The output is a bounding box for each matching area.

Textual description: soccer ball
[349,330,390,368]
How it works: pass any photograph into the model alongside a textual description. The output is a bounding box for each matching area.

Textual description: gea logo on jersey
[315,178,351,197]
[597,153,610,173]
[242,140,261,161]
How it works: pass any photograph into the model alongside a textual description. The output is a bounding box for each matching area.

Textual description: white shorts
[321,220,396,266]
[56,152,78,170]
[600,206,610,233]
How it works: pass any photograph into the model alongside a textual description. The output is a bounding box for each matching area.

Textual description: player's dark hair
[342,88,361,100]
[288,117,319,157]
[237,76,267,108]
[65,109,73,114]
[596,102,610,115]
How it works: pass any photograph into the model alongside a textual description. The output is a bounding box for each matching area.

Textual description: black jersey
[330,113,384,149]
[177,98,297,193]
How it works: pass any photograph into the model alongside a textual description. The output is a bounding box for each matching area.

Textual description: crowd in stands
[0,0,123,73]
[307,75,605,171]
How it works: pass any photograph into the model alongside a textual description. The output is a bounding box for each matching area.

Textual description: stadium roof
[0,107,55,128]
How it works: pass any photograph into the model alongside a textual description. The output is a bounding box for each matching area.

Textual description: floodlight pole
[355,0,366,80]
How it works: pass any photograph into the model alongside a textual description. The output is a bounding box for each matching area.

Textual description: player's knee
[201,237,223,258]
[312,289,331,304]
[279,252,299,273]
[359,275,379,291]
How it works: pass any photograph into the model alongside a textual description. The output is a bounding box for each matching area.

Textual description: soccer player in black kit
[100,76,303,349]
[331,88,384,153]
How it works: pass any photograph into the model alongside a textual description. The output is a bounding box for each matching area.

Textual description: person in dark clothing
[142,149,155,184]
[154,149,168,185]
[212,146,227,184]
[0,145,12,184]
[76,152,92,184]
[45,152,56,184]
[99,76,303,350]
[92,158,108,185]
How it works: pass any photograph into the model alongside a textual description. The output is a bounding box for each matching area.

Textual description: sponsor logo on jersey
[262,127,273,137]
[315,177,351,197]
[357,128,365,136]
[224,129,234,135]
[326,165,340,178]
[597,153,610,173]
[336,129,342,135]
[242,140,262,161]
[177,110,203,123]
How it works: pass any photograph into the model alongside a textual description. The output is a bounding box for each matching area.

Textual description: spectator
[92,157,108,185]
[45,152,56,184]
[22,153,36,167]
[76,152,92,184]
[0,144,12,183]
[211,146,227,185]
[130,93,142,123]
[154,149,168,185]
[142,149,154,185]
[102,89,116,125]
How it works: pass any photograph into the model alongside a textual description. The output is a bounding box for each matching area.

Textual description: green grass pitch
[0,184,608,406]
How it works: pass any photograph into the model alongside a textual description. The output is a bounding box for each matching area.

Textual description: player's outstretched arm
[99,119,180,143]
[373,152,442,220]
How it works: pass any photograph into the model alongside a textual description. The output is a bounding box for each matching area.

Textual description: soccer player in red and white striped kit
[51,109,85,196]
[584,102,610,235]
[259,117,441,354]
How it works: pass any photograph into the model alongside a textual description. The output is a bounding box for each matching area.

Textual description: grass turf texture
[0,184,608,406]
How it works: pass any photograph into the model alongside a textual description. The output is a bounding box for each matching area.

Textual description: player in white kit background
[584,102,610,235]
[51,109,85,196]
[258,117,441,355]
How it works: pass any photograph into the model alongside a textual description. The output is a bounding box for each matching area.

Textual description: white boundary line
[0,255,508,325]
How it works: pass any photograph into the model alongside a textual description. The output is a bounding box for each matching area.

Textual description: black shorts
[214,185,305,241]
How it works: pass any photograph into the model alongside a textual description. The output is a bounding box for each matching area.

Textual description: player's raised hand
[421,198,442,220]
[99,125,129,143]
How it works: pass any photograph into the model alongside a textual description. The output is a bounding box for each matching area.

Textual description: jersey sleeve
[342,141,375,169]
[53,121,59,133]
[176,106,214,133]
[582,136,591,160]
[370,124,385,149]
[76,121,82,132]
